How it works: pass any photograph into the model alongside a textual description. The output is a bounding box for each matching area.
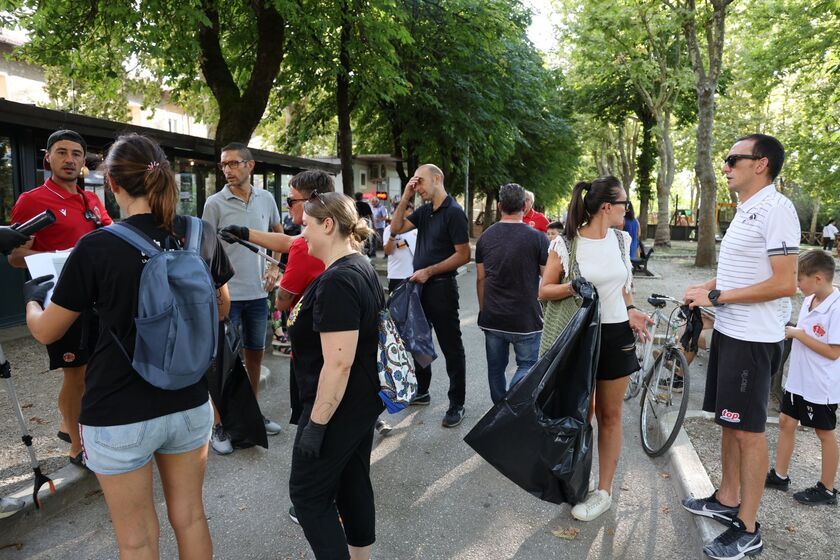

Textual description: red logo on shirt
[62,352,76,363]
[813,324,826,337]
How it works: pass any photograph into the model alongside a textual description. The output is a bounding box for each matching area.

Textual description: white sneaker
[571,489,612,521]
[210,424,234,455]
[264,416,282,436]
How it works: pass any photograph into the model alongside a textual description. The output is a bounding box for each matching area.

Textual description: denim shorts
[80,400,213,476]
[229,298,269,350]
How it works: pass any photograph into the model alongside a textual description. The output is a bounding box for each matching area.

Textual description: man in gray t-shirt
[202,142,282,454]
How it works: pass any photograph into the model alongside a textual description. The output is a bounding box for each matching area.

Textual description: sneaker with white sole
[288,505,299,525]
[264,416,282,436]
[571,489,612,521]
[702,518,762,559]
[210,424,234,455]
[681,491,739,525]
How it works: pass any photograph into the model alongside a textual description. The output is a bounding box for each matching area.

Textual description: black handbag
[464,281,601,505]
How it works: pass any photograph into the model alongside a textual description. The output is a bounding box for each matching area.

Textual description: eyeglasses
[723,154,763,167]
[611,200,631,207]
[309,191,328,209]
[217,160,250,171]
[286,196,307,207]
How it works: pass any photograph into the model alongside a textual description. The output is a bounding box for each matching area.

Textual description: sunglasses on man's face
[723,154,763,167]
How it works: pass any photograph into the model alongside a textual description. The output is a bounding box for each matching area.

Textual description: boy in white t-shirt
[383,204,418,293]
[766,250,840,505]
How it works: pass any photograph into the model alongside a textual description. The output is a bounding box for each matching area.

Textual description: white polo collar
[737,183,776,213]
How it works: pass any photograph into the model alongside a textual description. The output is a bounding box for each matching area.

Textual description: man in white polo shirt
[203,142,283,454]
[681,134,799,559]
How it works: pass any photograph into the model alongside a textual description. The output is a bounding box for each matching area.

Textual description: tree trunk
[654,112,674,247]
[616,119,637,192]
[694,84,718,266]
[336,0,354,196]
[198,1,286,192]
[809,197,821,245]
[636,109,656,240]
[482,188,497,232]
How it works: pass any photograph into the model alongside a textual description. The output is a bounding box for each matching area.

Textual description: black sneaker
[658,375,684,393]
[410,393,431,406]
[681,490,740,526]
[792,481,838,505]
[765,468,790,491]
[288,505,299,525]
[702,518,762,560]
[441,406,465,428]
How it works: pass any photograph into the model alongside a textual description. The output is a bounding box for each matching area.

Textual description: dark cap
[46,129,87,153]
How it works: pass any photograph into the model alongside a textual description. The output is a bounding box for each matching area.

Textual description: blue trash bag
[387,280,437,368]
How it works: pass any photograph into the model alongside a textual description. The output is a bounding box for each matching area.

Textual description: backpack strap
[104,223,162,257]
[184,216,203,253]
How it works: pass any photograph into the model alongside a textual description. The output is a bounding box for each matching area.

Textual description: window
[0,138,13,225]
[360,172,366,186]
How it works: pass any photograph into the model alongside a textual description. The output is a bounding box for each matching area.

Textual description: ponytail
[144,161,178,232]
[562,176,624,239]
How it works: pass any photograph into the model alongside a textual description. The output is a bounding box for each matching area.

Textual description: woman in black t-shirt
[24,134,231,559]
[287,192,385,560]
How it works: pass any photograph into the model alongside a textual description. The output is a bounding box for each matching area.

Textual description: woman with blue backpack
[24,133,233,559]
[286,192,385,560]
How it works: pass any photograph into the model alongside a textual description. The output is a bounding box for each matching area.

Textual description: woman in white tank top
[539,176,653,522]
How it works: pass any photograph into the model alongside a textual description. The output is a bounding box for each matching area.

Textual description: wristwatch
[708,289,724,307]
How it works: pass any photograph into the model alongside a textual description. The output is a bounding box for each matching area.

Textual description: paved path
[1,264,703,559]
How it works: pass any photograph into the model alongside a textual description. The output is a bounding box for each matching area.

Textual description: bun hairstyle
[105,133,178,232]
[563,175,624,239]
[303,192,373,250]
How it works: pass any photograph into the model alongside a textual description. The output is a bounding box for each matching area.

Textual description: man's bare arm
[275,287,297,312]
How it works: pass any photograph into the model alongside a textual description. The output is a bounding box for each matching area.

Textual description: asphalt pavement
[1,263,704,560]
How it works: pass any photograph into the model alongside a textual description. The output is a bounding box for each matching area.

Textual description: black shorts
[46,312,98,370]
[703,330,782,433]
[780,391,837,431]
[597,321,640,381]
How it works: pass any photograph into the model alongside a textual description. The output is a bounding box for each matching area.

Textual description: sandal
[57,431,71,444]
[272,345,292,358]
[69,452,89,471]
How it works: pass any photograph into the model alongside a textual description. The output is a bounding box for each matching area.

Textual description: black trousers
[289,408,378,559]
[414,276,467,408]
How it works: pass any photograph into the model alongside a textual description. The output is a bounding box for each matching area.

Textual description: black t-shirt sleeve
[313,271,362,332]
[538,233,549,265]
[199,220,234,288]
[475,237,484,264]
[50,235,98,313]
[447,207,469,245]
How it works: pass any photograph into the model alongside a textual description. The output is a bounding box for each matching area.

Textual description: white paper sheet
[24,251,72,306]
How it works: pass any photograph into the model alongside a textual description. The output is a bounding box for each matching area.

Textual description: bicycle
[634,294,711,457]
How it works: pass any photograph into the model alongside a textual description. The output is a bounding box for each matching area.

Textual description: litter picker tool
[217,231,281,266]
[0,208,58,509]
[0,343,55,508]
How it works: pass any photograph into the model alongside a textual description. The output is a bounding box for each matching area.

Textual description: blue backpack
[105,217,219,390]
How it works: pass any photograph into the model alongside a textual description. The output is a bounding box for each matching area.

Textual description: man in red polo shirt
[10,129,112,467]
[523,189,549,233]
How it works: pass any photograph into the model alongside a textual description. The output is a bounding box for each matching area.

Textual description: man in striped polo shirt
[681,134,799,560]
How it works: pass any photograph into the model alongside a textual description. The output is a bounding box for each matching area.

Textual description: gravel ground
[684,419,840,560]
[0,334,71,498]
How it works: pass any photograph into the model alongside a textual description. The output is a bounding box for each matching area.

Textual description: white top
[383,225,417,280]
[822,223,838,238]
[785,289,840,404]
[714,184,800,343]
[551,229,633,324]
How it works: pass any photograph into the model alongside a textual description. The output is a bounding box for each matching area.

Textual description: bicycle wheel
[639,347,690,457]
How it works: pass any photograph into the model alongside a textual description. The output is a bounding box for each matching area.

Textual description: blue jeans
[229,298,269,350]
[484,330,541,404]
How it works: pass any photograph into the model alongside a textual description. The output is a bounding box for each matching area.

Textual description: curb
[0,461,99,541]
[666,410,781,556]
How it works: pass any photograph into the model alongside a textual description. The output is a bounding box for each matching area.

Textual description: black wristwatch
[708,289,724,307]
[626,305,637,311]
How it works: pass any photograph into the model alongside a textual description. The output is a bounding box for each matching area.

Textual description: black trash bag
[205,319,268,449]
[464,281,601,506]
[387,280,437,368]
